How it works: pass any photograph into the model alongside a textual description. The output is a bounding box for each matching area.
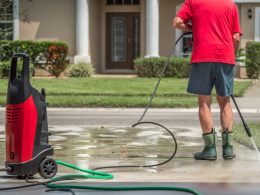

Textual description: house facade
[1,0,260,74]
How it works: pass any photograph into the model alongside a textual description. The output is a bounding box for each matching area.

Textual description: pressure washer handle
[231,95,252,137]
[10,53,30,82]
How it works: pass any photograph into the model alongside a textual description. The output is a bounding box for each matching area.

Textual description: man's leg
[194,95,217,160]
[216,95,233,131]
[217,95,235,159]
[198,95,214,133]
[187,63,217,160]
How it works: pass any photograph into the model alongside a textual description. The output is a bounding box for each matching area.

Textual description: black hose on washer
[137,32,192,123]
[0,167,11,172]
[93,32,192,171]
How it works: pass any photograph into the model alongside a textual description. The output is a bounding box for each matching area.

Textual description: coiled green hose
[46,160,201,195]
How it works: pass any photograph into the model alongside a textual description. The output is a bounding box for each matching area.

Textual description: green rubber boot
[222,131,236,160]
[194,129,217,160]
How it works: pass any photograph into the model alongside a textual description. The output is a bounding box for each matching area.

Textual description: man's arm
[173,16,192,32]
[233,32,240,56]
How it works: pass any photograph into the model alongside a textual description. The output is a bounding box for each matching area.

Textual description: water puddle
[0,125,180,172]
[1,125,258,174]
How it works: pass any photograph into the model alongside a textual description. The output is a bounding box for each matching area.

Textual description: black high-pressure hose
[0,180,49,191]
[0,32,201,195]
[93,32,192,171]
[0,167,12,172]
[0,33,192,175]
[136,32,192,124]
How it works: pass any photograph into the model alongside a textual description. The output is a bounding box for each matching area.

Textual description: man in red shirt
[173,0,242,160]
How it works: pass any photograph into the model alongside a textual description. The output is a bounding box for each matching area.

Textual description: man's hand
[173,16,192,32]
[233,32,241,56]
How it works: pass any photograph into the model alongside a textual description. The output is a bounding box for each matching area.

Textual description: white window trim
[255,7,260,41]
[175,3,183,57]
[175,3,192,57]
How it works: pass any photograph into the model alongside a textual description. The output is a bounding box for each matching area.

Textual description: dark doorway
[106,13,140,69]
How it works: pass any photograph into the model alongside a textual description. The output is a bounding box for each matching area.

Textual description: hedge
[0,60,34,78]
[0,40,69,77]
[246,42,260,79]
[134,57,191,78]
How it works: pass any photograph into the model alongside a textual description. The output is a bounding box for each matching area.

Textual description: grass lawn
[234,123,260,150]
[0,78,252,107]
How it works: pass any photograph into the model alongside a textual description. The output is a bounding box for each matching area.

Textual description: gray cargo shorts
[187,62,235,97]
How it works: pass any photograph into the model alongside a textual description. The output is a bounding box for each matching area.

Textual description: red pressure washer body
[5,53,57,178]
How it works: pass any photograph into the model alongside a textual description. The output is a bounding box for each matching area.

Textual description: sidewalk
[234,79,260,108]
[212,79,260,110]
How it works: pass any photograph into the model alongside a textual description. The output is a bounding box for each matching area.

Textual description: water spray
[231,95,260,159]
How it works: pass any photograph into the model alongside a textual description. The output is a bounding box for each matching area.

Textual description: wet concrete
[0,125,259,184]
[0,125,260,194]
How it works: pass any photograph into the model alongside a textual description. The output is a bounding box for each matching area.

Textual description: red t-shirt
[176,0,242,64]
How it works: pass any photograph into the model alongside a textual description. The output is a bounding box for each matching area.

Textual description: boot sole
[223,154,236,160]
[194,156,217,160]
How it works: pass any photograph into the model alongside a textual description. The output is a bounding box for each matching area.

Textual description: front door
[106,13,140,70]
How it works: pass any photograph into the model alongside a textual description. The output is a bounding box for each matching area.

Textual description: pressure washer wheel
[38,157,58,179]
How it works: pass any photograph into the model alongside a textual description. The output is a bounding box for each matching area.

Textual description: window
[107,0,140,5]
[182,34,193,57]
[111,16,127,62]
[0,0,13,40]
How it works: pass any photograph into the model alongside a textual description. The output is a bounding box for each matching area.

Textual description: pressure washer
[3,53,57,179]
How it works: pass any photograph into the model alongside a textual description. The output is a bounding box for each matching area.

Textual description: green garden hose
[45,160,201,195]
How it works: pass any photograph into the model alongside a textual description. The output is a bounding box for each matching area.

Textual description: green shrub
[0,61,10,78]
[0,40,69,77]
[46,44,69,77]
[236,48,246,64]
[0,60,34,78]
[68,62,94,77]
[134,57,191,78]
[246,42,260,79]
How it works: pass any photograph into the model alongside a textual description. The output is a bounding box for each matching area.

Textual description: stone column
[13,0,19,40]
[74,0,91,63]
[146,0,159,57]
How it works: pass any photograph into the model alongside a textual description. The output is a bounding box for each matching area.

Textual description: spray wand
[231,95,260,158]
[231,95,252,137]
